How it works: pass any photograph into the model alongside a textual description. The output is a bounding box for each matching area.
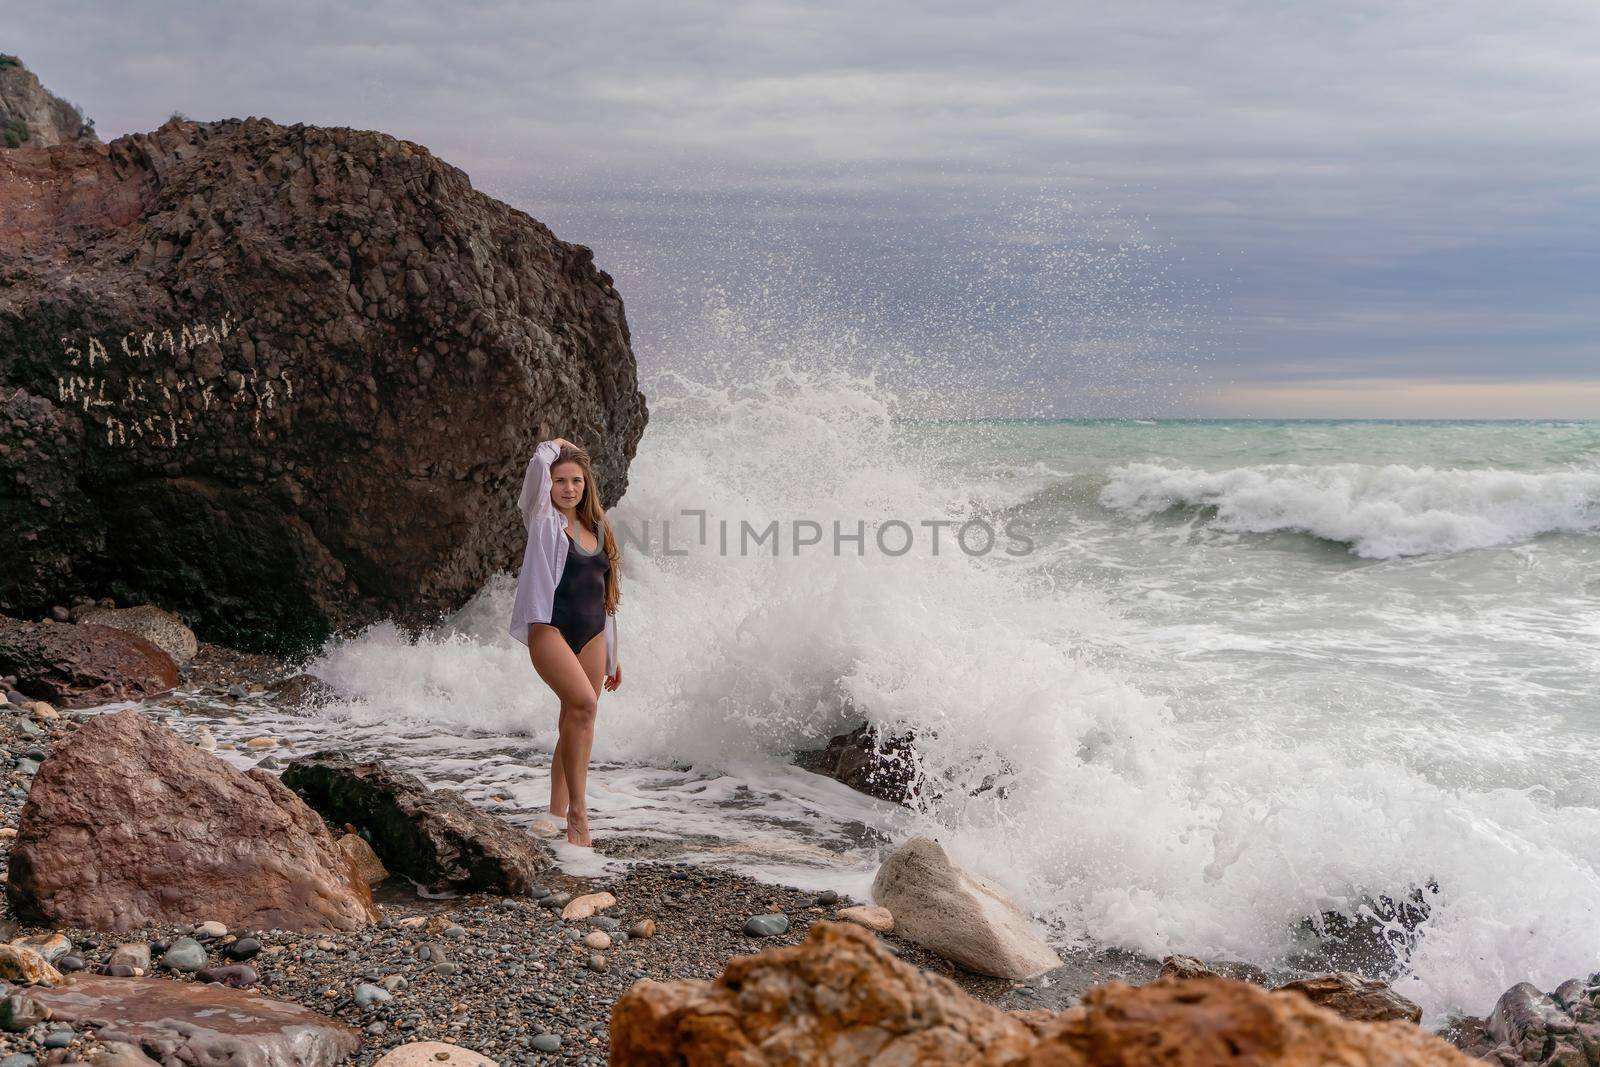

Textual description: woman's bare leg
[528,624,607,847]
[548,734,570,819]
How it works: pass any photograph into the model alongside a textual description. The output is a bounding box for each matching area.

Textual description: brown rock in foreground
[29,973,359,1067]
[611,921,1036,1066]
[0,617,179,708]
[609,920,1478,1066]
[282,751,549,894]
[0,103,647,654]
[6,709,378,932]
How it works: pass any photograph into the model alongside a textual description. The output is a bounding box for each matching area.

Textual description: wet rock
[1160,954,1220,980]
[263,674,339,711]
[0,619,178,708]
[803,722,922,805]
[192,920,227,940]
[1298,884,1437,979]
[6,709,378,932]
[1276,971,1423,1024]
[0,114,647,656]
[72,606,197,666]
[1441,979,1598,1064]
[29,974,359,1067]
[870,835,1060,980]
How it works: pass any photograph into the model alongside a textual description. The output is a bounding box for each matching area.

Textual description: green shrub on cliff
[0,54,21,70]
[3,116,30,148]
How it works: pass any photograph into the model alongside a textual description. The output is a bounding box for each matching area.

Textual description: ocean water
[192,367,1599,1026]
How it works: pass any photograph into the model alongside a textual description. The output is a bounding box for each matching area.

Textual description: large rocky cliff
[0,56,97,149]
[0,102,648,652]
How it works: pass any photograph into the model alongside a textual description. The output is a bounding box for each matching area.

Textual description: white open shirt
[507,439,618,677]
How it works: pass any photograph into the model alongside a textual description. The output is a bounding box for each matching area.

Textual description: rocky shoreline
[0,633,1596,1066]
[0,679,1148,1066]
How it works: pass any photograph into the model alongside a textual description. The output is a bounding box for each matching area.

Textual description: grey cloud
[10,0,1599,415]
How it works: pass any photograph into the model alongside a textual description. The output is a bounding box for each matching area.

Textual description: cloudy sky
[13,0,1600,416]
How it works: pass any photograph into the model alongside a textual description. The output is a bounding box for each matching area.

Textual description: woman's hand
[604,663,622,691]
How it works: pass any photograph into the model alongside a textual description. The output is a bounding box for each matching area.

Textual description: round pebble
[225,937,262,961]
[160,936,207,972]
[531,1032,561,1052]
[586,952,607,973]
[743,913,790,937]
[354,983,392,1009]
[583,931,611,950]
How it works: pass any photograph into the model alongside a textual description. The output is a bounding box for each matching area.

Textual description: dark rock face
[6,709,378,932]
[0,56,98,149]
[1443,974,1600,1065]
[802,722,922,805]
[29,974,359,1067]
[0,616,179,707]
[263,672,338,710]
[0,112,647,654]
[282,751,549,894]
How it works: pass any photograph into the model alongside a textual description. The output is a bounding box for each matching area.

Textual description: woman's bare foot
[565,805,592,847]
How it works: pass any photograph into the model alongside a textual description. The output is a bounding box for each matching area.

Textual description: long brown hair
[553,444,621,615]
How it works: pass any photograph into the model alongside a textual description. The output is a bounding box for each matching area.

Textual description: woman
[508,436,622,847]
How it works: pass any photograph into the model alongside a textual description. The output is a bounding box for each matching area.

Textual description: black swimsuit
[549,520,609,656]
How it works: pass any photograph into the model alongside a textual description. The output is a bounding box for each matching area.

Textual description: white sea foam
[1100,462,1600,558]
[293,369,1600,1026]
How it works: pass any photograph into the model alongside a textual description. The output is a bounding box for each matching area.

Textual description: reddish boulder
[6,709,377,932]
[609,920,1479,1067]
[0,617,178,707]
[1025,976,1466,1066]
[29,974,359,1067]
[611,920,1036,1066]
